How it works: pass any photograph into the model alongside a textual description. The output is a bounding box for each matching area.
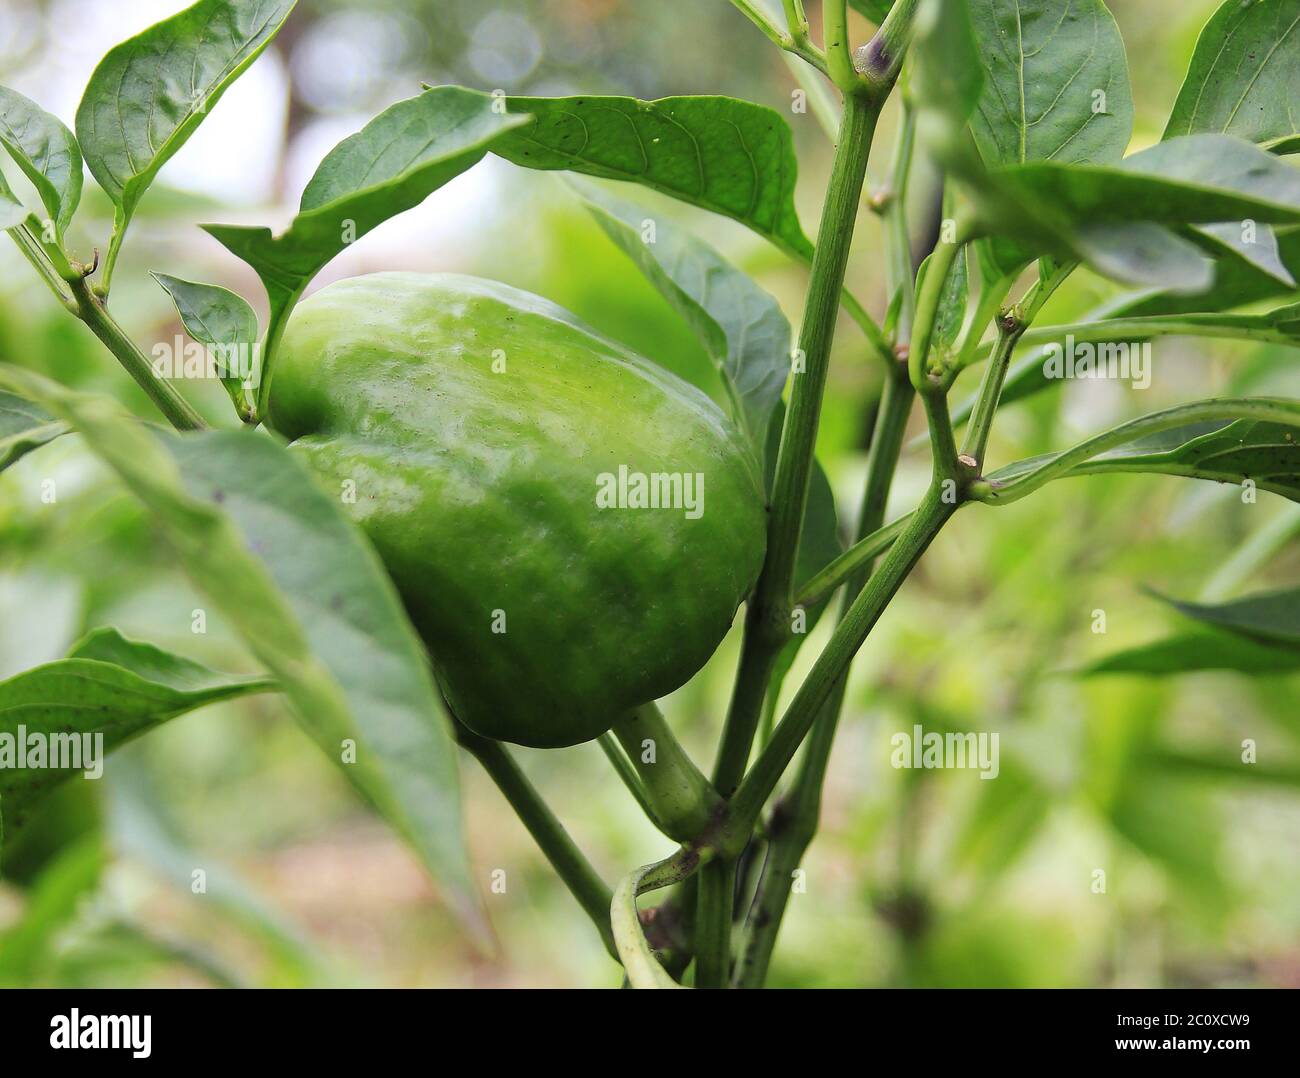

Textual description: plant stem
[763,93,879,635]
[796,512,910,607]
[597,732,666,834]
[725,485,956,845]
[611,703,719,842]
[66,274,208,432]
[908,225,967,391]
[459,730,617,960]
[730,0,828,73]
[6,224,74,310]
[823,0,856,91]
[880,101,918,340]
[960,316,1022,467]
[694,857,734,988]
[734,369,915,987]
[612,848,703,988]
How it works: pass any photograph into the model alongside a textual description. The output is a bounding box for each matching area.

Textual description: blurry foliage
[1,0,1298,988]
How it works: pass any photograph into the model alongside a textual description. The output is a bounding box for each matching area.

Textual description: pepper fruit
[265,273,767,748]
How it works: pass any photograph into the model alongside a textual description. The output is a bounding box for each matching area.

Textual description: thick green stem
[459,730,617,960]
[694,857,735,988]
[711,91,880,822]
[735,371,915,987]
[67,275,208,432]
[725,486,957,845]
[762,94,879,630]
[612,703,719,842]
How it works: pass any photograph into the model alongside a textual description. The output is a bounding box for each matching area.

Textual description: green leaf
[1083,629,1300,677]
[494,94,814,259]
[912,0,984,135]
[1164,0,1300,151]
[0,390,67,474]
[1115,225,1300,318]
[1157,586,1300,649]
[915,245,970,361]
[1069,419,1300,501]
[76,0,296,279]
[993,134,1300,229]
[152,272,259,411]
[570,179,790,449]
[0,628,272,831]
[1072,221,1213,294]
[204,86,527,411]
[968,0,1133,167]
[0,368,485,935]
[0,85,83,238]
[1193,222,1296,288]
[0,838,103,984]
[980,399,1300,504]
[0,189,25,230]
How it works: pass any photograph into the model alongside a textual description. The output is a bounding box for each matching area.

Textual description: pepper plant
[2,0,1299,988]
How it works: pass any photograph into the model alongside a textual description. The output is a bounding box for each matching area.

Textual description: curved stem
[459,730,617,960]
[611,703,719,842]
[612,848,703,988]
[67,274,208,432]
[973,397,1300,506]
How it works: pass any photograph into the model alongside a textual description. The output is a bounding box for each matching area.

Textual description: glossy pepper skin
[265,272,767,748]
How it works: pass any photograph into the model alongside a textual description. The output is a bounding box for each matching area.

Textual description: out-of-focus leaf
[0,390,66,473]
[1083,629,1300,677]
[0,628,272,834]
[0,838,103,984]
[0,368,485,936]
[570,179,790,449]
[1193,222,1296,288]
[107,757,324,985]
[1157,587,1300,649]
[1164,0,1300,151]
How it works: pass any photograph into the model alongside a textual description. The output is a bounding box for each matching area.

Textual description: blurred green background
[1,0,1298,987]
